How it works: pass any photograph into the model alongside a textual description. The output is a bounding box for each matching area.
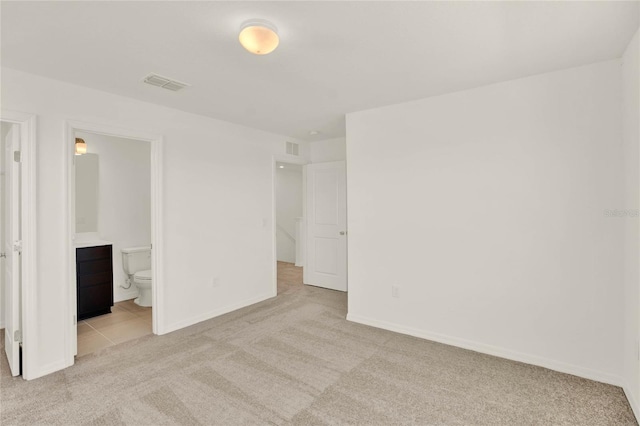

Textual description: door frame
[0,110,37,380]
[65,120,164,367]
[271,155,308,296]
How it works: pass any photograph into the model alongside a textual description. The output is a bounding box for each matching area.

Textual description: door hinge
[73,315,77,326]
[14,330,21,343]
[14,151,21,163]
[13,240,22,253]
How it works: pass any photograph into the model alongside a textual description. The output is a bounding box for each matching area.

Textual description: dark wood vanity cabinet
[76,245,114,320]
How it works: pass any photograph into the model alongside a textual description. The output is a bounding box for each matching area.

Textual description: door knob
[339,231,346,235]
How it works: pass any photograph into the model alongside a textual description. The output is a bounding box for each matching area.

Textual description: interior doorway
[275,161,304,295]
[65,120,164,367]
[72,131,153,357]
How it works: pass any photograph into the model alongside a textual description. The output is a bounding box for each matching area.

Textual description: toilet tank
[121,246,151,275]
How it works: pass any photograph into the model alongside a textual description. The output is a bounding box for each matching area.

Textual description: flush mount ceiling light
[238,19,279,55]
[75,138,87,156]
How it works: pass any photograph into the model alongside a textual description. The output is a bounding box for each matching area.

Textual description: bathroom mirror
[75,153,99,233]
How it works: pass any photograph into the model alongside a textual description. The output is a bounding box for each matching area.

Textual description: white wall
[1,67,308,378]
[346,60,625,385]
[310,137,346,163]
[622,29,640,416]
[276,167,302,263]
[75,132,151,303]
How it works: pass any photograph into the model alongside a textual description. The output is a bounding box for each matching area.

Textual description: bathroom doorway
[66,121,163,365]
[274,161,305,295]
[73,131,153,357]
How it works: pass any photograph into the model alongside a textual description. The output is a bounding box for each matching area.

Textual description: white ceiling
[1,1,638,141]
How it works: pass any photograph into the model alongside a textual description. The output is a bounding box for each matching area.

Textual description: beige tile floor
[77,299,152,357]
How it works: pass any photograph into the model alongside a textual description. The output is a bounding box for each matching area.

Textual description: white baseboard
[624,384,640,422]
[32,359,69,380]
[346,313,623,387]
[162,292,275,335]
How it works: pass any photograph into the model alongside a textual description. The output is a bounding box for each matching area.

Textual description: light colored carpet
[0,262,636,425]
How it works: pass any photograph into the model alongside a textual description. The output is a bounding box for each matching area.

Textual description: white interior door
[4,124,21,376]
[304,161,347,292]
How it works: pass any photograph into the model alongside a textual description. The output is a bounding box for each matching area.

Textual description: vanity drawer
[78,272,111,288]
[78,284,113,320]
[77,259,112,276]
[76,245,112,262]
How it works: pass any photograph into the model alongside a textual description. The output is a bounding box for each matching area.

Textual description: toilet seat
[134,269,152,281]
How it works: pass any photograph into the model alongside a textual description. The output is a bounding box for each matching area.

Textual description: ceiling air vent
[142,73,190,92]
[285,141,299,156]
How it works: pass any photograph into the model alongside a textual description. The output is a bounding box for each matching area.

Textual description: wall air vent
[142,73,190,92]
[286,141,299,156]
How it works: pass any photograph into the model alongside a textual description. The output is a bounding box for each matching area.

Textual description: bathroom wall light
[239,19,279,55]
[75,138,87,156]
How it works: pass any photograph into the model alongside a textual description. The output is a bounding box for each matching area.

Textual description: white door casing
[304,161,347,292]
[4,124,21,376]
[71,149,77,357]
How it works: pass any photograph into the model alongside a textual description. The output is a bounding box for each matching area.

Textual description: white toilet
[121,246,153,307]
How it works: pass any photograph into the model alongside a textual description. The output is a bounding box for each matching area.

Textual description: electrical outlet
[391,285,399,298]
[212,277,220,288]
